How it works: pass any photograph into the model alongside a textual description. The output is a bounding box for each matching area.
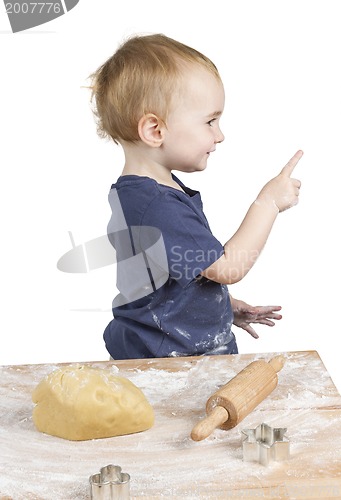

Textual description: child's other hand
[256,150,303,212]
[230,297,282,339]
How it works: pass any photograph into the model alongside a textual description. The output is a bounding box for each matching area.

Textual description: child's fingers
[280,150,304,177]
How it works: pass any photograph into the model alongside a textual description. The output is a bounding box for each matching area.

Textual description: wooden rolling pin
[190,355,285,441]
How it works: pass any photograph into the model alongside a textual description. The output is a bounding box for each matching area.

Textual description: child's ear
[138,113,165,147]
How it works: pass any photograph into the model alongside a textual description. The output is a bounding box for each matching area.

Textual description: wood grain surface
[1,351,340,499]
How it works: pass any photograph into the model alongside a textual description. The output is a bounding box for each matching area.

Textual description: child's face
[161,66,225,173]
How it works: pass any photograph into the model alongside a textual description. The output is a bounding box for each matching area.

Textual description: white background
[1,1,340,391]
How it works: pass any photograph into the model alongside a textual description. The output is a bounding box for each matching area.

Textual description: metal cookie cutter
[89,464,130,499]
[241,422,290,466]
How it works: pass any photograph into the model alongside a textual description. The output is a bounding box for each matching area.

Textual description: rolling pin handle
[190,406,228,442]
[268,355,286,373]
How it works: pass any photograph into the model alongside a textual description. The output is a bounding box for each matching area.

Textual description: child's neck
[122,164,183,191]
[120,144,183,191]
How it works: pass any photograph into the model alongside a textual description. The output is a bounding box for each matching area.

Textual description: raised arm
[201,150,303,284]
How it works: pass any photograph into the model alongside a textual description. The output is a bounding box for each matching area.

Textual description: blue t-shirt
[103,174,237,359]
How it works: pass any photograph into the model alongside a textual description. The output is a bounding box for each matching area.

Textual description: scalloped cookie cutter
[89,464,130,499]
[241,422,290,466]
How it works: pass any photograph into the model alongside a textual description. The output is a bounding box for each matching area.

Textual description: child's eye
[207,119,216,127]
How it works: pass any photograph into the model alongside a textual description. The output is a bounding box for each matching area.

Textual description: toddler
[90,34,302,359]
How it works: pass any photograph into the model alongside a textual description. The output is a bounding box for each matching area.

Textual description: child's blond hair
[90,33,220,144]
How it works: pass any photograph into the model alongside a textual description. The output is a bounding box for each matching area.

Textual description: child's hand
[230,296,282,339]
[256,150,303,212]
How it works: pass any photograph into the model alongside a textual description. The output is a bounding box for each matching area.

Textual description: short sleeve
[140,191,224,288]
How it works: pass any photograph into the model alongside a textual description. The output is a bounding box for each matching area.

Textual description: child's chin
[176,161,208,173]
[196,162,208,172]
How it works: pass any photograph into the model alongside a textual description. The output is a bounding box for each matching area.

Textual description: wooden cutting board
[1,351,341,499]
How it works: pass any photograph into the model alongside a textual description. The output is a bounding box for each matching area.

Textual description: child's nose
[215,127,225,144]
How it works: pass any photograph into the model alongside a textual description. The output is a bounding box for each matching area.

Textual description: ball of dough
[32,366,154,441]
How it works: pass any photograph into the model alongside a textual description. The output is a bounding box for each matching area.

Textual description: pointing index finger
[280,150,304,177]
